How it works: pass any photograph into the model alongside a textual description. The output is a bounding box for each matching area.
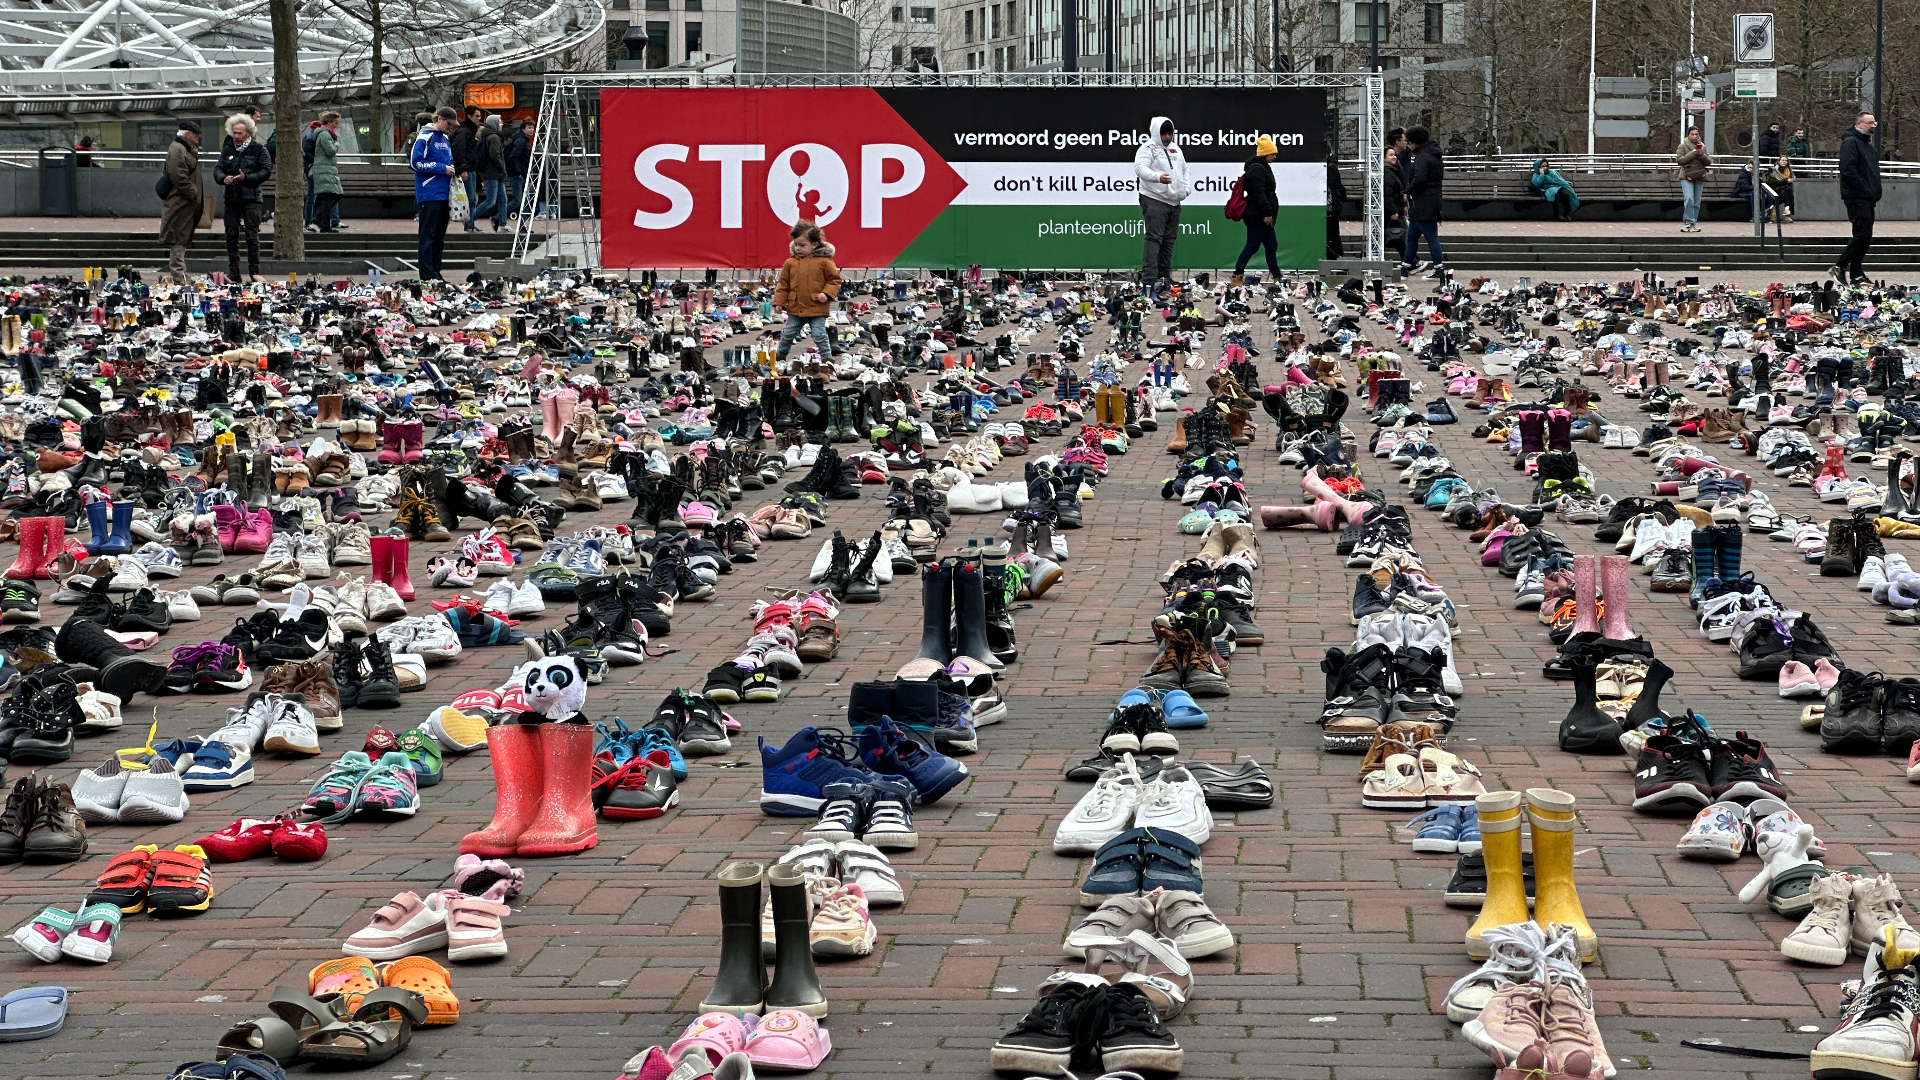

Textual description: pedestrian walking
[215,113,271,282]
[1132,116,1191,297]
[309,111,344,234]
[72,135,97,168]
[1530,158,1578,221]
[471,115,509,232]
[156,120,203,283]
[411,107,458,282]
[452,106,483,233]
[1832,112,1882,285]
[1675,127,1709,233]
[1400,125,1445,278]
[1231,137,1281,284]
[1383,144,1407,256]
[773,224,841,366]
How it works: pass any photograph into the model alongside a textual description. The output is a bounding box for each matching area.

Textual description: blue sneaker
[625,726,688,781]
[1406,804,1464,853]
[1455,805,1482,854]
[180,739,254,791]
[564,540,606,578]
[856,717,968,805]
[1159,689,1209,729]
[759,726,873,815]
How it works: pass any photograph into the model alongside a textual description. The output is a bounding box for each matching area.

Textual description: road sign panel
[1595,98,1650,116]
[1733,67,1778,98]
[1595,77,1651,95]
[1734,13,1774,62]
[1593,120,1651,139]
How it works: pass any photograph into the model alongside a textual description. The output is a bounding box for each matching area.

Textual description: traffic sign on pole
[1733,68,1777,98]
[1734,13,1774,62]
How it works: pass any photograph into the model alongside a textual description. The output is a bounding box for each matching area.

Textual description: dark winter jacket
[479,129,507,181]
[1240,156,1278,221]
[1758,128,1781,160]
[506,131,533,178]
[1383,160,1406,226]
[1406,141,1444,221]
[216,138,272,204]
[1839,126,1882,204]
[449,120,480,174]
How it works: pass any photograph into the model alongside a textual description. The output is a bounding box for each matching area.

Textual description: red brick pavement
[0,291,1899,1079]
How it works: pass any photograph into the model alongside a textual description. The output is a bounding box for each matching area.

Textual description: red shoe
[193,817,280,862]
[363,727,401,757]
[270,818,328,861]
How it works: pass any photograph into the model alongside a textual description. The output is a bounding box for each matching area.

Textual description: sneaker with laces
[355,751,420,816]
[261,694,321,756]
[1709,731,1787,801]
[1783,872,1856,966]
[805,782,865,843]
[857,716,968,804]
[990,982,1097,1075]
[859,779,918,850]
[1054,754,1144,854]
[1810,936,1920,1080]
[1631,734,1714,811]
[758,726,876,815]
[1132,764,1211,844]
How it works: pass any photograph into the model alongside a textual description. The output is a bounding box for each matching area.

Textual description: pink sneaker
[1778,661,1820,698]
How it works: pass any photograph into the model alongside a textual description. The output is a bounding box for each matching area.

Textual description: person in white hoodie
[1134,116,1192,295]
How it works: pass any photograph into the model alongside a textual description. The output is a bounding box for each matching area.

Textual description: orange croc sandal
[309,956,381,1013]
[378,956,459,1026]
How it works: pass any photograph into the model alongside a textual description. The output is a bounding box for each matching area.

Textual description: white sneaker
[509,580,545,617]
[1133,765,1212,844]
[131,542,183,579]
[480,580,516,615]
[1053,755,1144,854]
[298,534,333,579]
[591,471,629,501]
[392,615,462,662]
[261,694,321,756]
[162,590,202,620]
[70,758,127,822]
[837,840,905,905]
[106,558,149,593]
[334,523,373,565]
[365,580,407,621]
[116,756,190,822]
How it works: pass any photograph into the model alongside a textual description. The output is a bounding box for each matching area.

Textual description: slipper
[379,957,459,1026]
[0,986,68,1042]
[668,1011,753,1065]
[1159,689,1208,729]
[309,956,379,1013]
[743,1008,832,1070]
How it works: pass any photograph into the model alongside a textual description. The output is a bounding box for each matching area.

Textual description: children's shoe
[343,890,451,961]
[302,751,374,821]
[856,717,968,805]
[758,726,877,816]
[397,728,444,787]
[179,739,254,791]
[60,901,122,963]
[9,906,76,962]
[116,756,189,823]
[356,752,420,816]
[270,818,328,861]
[145,845,214,916]
[86,845,160,913]
[69,757,128,823]
[193,818,281,862]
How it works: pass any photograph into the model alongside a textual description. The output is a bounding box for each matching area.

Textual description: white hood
[1134,115,1192,205]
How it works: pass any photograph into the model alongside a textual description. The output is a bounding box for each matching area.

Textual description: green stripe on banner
[890,204,1326,270]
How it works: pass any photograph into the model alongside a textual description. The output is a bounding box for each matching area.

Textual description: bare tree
[271,0,305,261]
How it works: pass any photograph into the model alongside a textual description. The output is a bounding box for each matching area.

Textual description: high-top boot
[1466,790,1531,960]
[541,392,563,443]
[3,517,49,581]
[1620,659,1674,730]
[1715,524,1743,585]
[459,722,545,856]
[1558,656,1620,753]
[1258,503,1338,531]
[82,500,112,556]
[1165,414,1190,455]
[915,560,955,663]
[699,860,769,1015]
[763,862,828,1017]
[387,535,415,601]
[1516,411,1547,456]
[1688,526,1723,604]
[1527,787,1597,961]
[951,557,1003,671]
[1599,555,1632,639]
[1546,411,1573,453]
[101,501,133,557]
[54,615,166,701]
[1570,554,1599,635]
[316,394,343,426]
[514,721,598,856]
[1300,467,1369,526]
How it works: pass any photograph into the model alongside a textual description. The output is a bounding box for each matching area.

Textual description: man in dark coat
[1401,125,1445,277]
[1833,113,1882,284]
[157,120,203,281]
[451,107,483,232]
[215,114,272,281]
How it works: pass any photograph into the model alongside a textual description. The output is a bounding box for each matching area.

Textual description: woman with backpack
[1230,136,1280,285]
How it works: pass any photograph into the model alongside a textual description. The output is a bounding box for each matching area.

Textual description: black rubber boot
[763,861,827,1017]
[55,615,165,701]
[1558,656,1623,753]
[915,560,955,664]
[951,557,1004,671]
[1621,658,1674,731]
[698,860,768,1015]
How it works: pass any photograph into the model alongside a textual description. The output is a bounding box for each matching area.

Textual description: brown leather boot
[1164,414,1190,455]
[316,394,343,425]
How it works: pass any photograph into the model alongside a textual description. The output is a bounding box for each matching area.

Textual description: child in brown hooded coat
[774,226,841,365]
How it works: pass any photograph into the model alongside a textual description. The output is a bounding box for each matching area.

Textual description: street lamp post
[1586,0,1597,156]
[1874,0,1884,152]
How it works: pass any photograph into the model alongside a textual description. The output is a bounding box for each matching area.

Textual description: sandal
[299,989,427,1064]
[216,988,349,1063]
[378,956,459,1025]
[1360,752,1431,809]
[1418,747,1487,803]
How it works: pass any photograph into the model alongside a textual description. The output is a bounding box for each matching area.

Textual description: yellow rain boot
[1527,787,1598,961]
[1466,790,1531,959]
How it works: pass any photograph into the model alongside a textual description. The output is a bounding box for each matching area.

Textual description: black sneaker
[113,589,173,635]
[256,608,328,664]
[645,689,696,740]
[1183,759,1273,809]
[1630,734,1714,811]
[1883,678,1920,756]
[71,579,121,626]
[1065,749,1166,783]
[1443,850,1537,907]
[989,981,1098,1075]
[1093,983,1184,1074]
[804,781,865,843]
[1351,573,1390,623]
[1100,704,1148,754]
[1822,668,1886,751]
[678,695,731,755]
[0,581,39,624]
[1709,731,1788,801]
